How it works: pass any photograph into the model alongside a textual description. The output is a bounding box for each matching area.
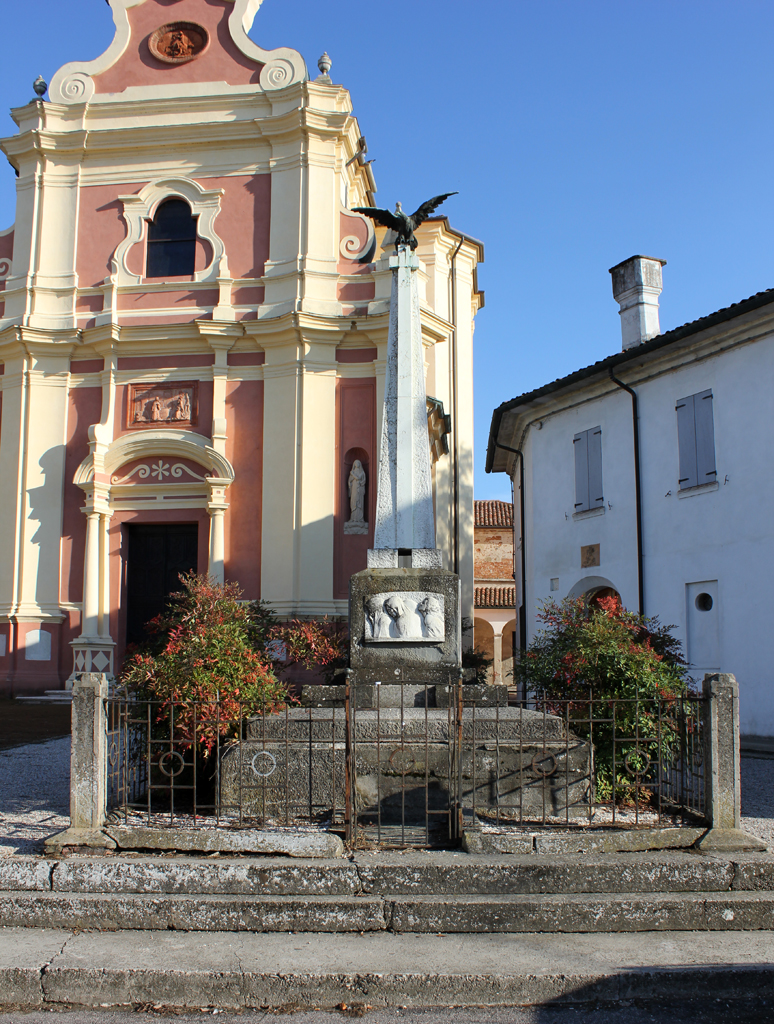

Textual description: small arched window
[146,198,197,278]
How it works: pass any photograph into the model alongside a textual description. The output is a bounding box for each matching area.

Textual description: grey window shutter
[694,389,717,484]
[676,395,698,489]
[588,427,603,508]
[573,431,589,512]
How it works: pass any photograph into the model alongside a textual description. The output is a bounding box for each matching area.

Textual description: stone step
[2,888,774,933]
[2,852,773,897]
[6,927,774,1010]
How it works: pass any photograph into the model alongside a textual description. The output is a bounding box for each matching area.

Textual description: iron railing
[105,684,706,844]
[106,693,348,830]
[459,691,705,831]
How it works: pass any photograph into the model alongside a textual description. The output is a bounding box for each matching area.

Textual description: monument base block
[349,567,461,685]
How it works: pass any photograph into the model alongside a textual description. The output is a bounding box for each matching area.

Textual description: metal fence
[458,691,705,832]
[104,682,706,846]
[106,692,348,830]
[345,680,458,849]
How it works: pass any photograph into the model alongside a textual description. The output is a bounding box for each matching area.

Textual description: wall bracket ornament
[48,0,307,105]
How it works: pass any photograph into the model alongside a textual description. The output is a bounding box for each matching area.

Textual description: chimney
[609,255,666,350]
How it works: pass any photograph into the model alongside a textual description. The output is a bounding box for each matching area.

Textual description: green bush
[515,595,694,803]
[120,574,288,755]
[120,574,348,756]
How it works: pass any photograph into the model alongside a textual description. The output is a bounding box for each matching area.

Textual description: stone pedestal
[349,567,461,684]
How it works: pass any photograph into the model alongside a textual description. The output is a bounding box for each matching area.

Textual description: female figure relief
[365,596,390,640]
[383,594,409,638]
[418,596,444,640]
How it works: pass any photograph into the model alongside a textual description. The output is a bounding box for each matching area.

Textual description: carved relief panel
[129,383,198,429]
[149,22,210,64]
[363,592,445,643]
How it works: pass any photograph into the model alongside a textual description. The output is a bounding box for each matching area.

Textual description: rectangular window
[676,390,716,490]
[573,427,603,513]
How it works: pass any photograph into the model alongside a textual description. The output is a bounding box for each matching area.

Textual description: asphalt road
[1,1002,774,1023]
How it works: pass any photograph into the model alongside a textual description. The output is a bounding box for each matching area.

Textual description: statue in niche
[344,459,368,535]
[418,596,444,640]
[365,596,390,640]
[383,594,409,638]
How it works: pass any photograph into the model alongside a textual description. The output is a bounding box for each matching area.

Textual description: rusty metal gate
[345,677,462,848]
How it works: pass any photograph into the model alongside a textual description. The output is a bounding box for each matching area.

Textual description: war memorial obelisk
[347,200,461,687]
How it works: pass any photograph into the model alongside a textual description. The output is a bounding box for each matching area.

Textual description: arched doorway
[473,618,495,683]
[70,429,235,678]
[566,575,622,609]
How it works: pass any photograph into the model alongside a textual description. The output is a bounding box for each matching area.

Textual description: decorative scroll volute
[111,457,209,486]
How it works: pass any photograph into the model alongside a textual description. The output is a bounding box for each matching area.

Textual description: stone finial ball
[317,52,332,76]
[33,75,48,100]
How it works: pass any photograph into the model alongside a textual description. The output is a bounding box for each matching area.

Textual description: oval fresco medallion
[149,22,210,65]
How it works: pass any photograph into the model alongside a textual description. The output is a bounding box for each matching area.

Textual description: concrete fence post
[45,672,115,851]
[697,672,765,852]
[702,672,740,830]
[70,672,109,830]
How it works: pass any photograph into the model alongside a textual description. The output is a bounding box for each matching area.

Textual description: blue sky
[1,1,772,501]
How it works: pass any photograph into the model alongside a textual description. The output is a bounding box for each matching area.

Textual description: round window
[695,593,713,612]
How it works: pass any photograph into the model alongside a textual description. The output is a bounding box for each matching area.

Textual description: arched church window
[146,198,197,278]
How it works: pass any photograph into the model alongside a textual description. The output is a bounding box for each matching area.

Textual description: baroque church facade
[0,0,483,695]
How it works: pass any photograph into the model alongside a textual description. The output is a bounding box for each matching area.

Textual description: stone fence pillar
[45,672,115,851]
[697,672,765,852]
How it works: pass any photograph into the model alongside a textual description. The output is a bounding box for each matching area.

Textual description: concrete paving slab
[2,1005,774,1024]
[14,930,774,1009]
[0,858,52,891]
[354,851,734,894]
[105,828,345,858]
[0,927,69,1006]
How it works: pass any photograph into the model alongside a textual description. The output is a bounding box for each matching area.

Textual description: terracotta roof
[474,500,514,528]
[487,286,774,473]
[475,585,516,609]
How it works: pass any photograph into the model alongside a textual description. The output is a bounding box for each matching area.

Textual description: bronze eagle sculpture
[352,193,458,250]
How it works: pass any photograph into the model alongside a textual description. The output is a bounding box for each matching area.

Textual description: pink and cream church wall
[0,0,482,694]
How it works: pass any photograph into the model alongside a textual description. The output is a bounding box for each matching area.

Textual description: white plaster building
[487,256,774,739]
[0,0,483,696]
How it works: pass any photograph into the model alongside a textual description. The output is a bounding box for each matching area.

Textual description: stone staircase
[1,849,773,934]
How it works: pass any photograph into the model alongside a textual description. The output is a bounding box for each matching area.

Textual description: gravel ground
[739,755,774,850]
[0,739,772,855]
[0,737,69,855]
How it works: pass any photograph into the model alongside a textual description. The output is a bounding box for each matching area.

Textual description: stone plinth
[349,567,461,685]
[219,706,591,823]
[299,683,509,709]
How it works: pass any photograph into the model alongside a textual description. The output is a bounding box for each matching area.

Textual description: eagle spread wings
[352,192,458,250]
